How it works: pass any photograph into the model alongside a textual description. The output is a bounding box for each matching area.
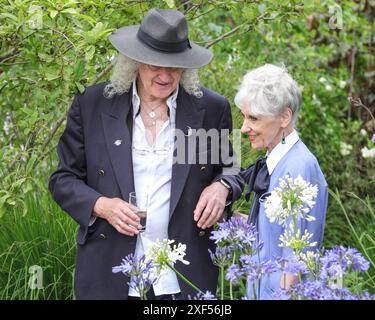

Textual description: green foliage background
[0,0,374,299]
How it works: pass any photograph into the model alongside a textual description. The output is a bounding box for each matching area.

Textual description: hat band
[137,28,191,53]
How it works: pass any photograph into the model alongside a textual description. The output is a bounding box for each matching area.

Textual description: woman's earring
[281,131,286,144]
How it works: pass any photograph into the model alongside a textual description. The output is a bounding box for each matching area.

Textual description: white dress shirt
[266,129,300,175]
[128,81,181,297]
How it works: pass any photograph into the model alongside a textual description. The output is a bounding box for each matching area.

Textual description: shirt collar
[132,80,178,120]
[266,129,300,175]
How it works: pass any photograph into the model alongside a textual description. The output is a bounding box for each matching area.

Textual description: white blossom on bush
[361,146,375,159]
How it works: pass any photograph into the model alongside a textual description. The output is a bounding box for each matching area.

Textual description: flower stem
[220,266,224,300]
[253,283,257,300]
[166,262,202,294]
[229,252,236,300]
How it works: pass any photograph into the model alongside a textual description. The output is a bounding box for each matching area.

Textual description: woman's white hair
[103,54,203,99]
[234,63,302,125]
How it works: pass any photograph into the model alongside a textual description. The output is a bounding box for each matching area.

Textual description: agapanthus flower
[264,175,318,227]
[209,227,230,243]
[272,288,292,300]
[209,246,232,268]
[112,254,158,299]
[320,246,370,281]
[297,250,321,278]
[210,217,260,254]
[280,280,373,300]
[190,291,216,300]
[278,223,317,250]
[298,250,321,267]
[280,255,308,275]
[112,255,134,274]
[145,239,190,270]
[240,256,282,285]
[226,263,243,284]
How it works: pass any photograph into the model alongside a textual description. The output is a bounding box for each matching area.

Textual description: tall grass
[329,190,375,293]
[0,183,76,299]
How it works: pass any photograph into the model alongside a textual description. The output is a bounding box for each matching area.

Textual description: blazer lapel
[169,88,205,217]
[101,90,135,200]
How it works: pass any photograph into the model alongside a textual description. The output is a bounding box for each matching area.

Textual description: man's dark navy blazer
[49,82,243,299]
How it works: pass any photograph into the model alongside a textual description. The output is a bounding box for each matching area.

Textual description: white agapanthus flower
[298,250,320,264]
[279,223,317,250]
[145,239,190,271]
[264,175,318,227]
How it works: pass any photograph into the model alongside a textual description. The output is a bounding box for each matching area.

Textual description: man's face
[137,64,183,100]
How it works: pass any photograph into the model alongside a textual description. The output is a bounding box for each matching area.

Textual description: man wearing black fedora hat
[49,8,244,299]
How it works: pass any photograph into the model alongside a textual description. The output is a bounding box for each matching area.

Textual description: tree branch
[204,25,241,48]
[90,59,115,85]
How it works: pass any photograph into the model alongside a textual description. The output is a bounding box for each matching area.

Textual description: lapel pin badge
[185,126,193,137]
[114,139,122,146]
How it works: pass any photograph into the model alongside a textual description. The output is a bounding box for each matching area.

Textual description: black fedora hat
[108,8,213,69]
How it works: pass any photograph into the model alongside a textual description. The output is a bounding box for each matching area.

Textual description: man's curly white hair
[103,54,203,99]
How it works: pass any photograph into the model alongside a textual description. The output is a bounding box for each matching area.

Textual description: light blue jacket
[250,139,328,299]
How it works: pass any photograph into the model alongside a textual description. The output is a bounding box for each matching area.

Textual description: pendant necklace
[142,101,165,119]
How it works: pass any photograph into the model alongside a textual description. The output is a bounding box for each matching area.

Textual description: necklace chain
[141,100,165,119]
[140,99,167,126]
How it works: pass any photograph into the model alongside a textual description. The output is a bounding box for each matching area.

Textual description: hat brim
[108,25,213,69]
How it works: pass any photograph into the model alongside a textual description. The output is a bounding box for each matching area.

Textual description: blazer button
[198,230,205,237]
[99,169,105,176]
[200,166,206,171]
[99,233,106,240]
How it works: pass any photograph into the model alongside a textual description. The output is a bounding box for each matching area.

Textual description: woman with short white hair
[230,64,328,299]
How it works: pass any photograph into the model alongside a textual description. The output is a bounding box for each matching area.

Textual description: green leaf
[61,8,79,15]
[163,0,175,8]
[0,194,11,207]
[0,13,18,21]
[76,13,97,26]
[6,198,16,206]
[73,59,85,80]
[44,69,61,81]
[75,82,85,93]
[85,45,95,61]
[12,177,26,189]
[26,155,38,173]
[50,10,58,19]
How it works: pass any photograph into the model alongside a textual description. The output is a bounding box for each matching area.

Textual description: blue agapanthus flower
[208,246,232,268]
[276,280,373,300]
[281,255,309,275]
[190,290,216,300]
[210,217,261,254]
[113,253,159,299]
[241,257,282,285]
[320,246,370,280]
[226,263,243,284]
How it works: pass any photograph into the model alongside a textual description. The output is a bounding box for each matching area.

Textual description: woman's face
[240,104,287,152]
[137,64,183,100]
